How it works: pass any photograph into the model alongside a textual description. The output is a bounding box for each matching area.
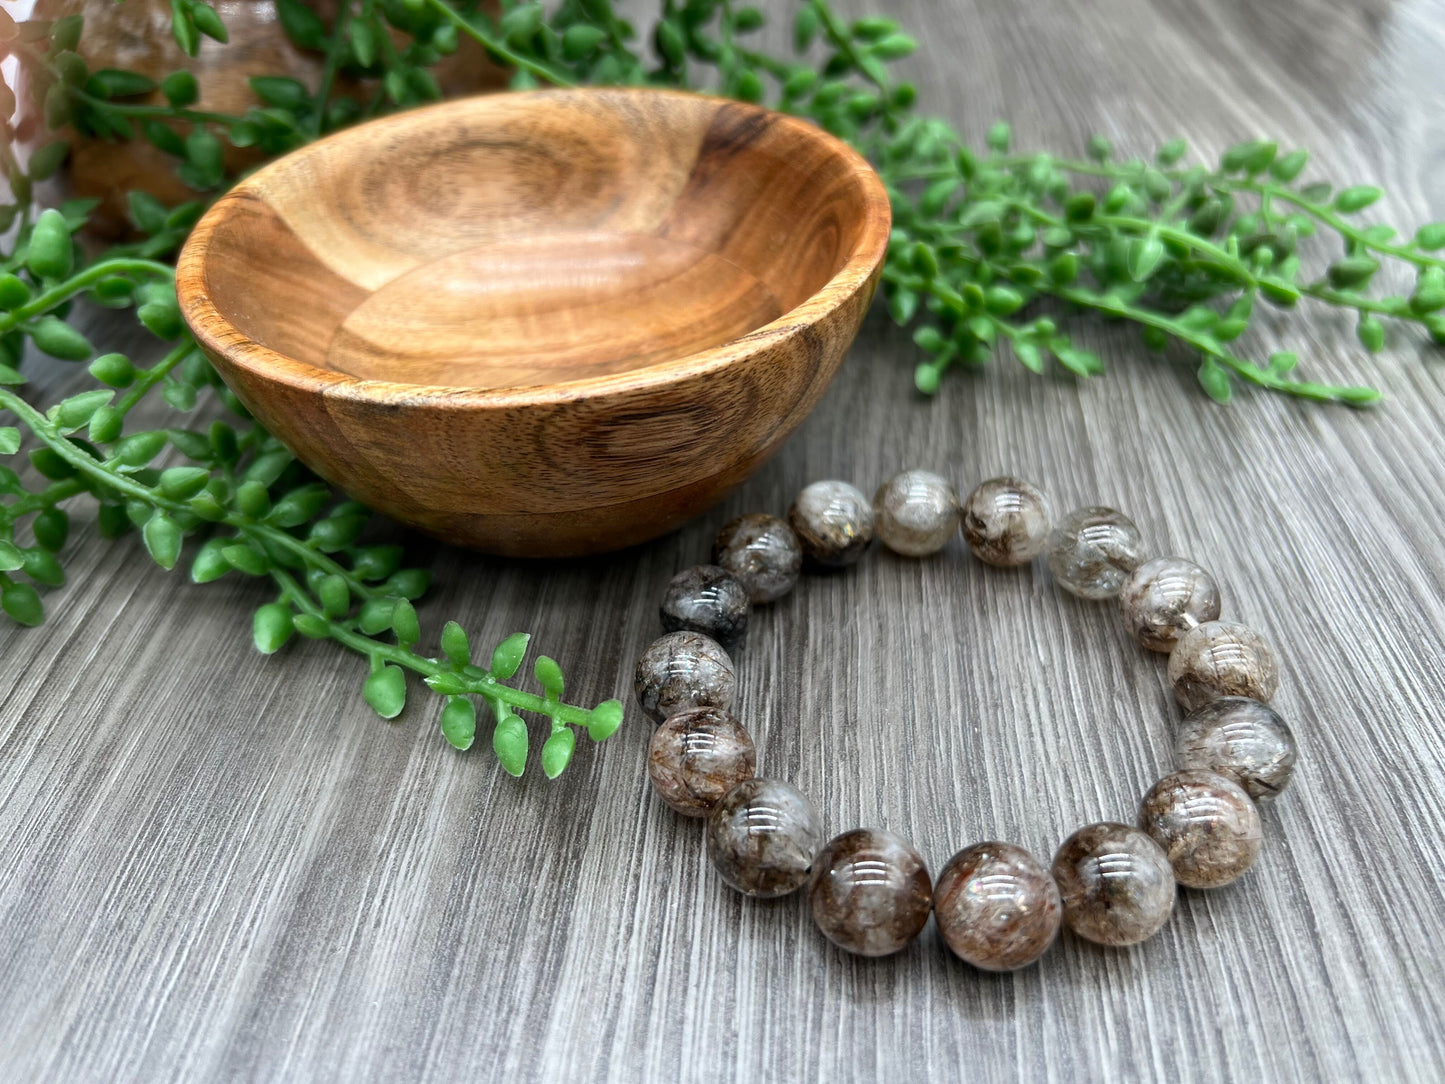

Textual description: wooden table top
[4,0,1444,1079]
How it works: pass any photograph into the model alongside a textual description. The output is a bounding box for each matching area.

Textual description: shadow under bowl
[177,87,891,556]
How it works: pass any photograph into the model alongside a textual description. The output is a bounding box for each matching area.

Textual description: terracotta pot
[31,0,507,237]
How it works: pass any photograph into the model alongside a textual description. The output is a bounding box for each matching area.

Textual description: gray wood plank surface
[5,0,1445,1079]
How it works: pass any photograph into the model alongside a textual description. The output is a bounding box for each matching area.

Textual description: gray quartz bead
[1047,506,1145,599]
[712,514,803,603]
[873,470,960,556]
[1139,770,1262,888]
[808,829,932,957]
[787,480,875,567]
[647,707,757,817]
[1167,620,1279,712]
[660,565,749,651]
[934,842,1062,971]
[1118,556,1222,652]
[1176,696,1297,801]
[633,631,736,724]
[706,778,823,898]
[961,477,1051,567]
[1052,823,1176,946]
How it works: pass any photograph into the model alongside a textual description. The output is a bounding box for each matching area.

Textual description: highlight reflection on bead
[809,829,932,956]
[1176,697,1297,800]
[706,778,822,898]
[1052,823,1176,946]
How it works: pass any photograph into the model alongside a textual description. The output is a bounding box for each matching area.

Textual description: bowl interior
[198,89,877,390]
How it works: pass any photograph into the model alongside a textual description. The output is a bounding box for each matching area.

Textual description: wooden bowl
[177,88,891,557]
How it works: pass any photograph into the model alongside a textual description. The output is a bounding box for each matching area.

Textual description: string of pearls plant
[634,473,1296,963]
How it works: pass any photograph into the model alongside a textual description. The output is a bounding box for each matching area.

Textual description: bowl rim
[176,86,892,410]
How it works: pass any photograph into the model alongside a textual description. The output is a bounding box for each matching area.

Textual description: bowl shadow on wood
[179,88,891,558]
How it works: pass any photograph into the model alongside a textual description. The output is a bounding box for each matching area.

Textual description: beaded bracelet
[634,472,1298,967]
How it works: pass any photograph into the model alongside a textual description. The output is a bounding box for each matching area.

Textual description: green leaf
[654,20,685,66]
[1196,359,1233,404]
[20,548,63,587]
[1,581,44,627]
[363,664,407,719]
[0,427,19,455]
[384,568,429,600]
[0,273,30,310]
[871,33,917,59]
[1086,135,1112,162]
[492,713,528,776]
[220,542,269,576]
[358,597,395,635]
[1155,138,1187,166]
[50,13,84,51]
[275,0,324,48]
[390,598,420,645]
[317,574,350,618]
[1357,314,1385,353]
[534,655,564,700]
[55,389,114,430]
[293,613,330,638]
[793,6,819,51]
[28,318,92,362]
[541,728,576,779]
[33,508,68,552]
[249,76,308,110]
[1127,235,1165,281]
[87,69,156,98]
[491,632,530,679]
[27,140,69,182]
[190,3,228,42]
[440,621,470,666]
[501,2,544,42]
[116,430,168,467]
[1415,223,1445,251]
[1327,256,1380,289]
[1334,186,1382,213]
[159,466,211,500]
[88,353,135,387]
[253,602,294,654]
[985,121,1011,152]
[1409,267,1445,314]
[0,541,23,571]
[424,671,470,695]
[190,538,231,584]
[26,209,74,279]
[586,700,624,742]
[348,19,376,65]
[161,70,199,107]
[440,696,477,750]
[143,513,183,570]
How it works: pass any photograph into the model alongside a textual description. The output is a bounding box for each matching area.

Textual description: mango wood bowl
[177,88,891,557]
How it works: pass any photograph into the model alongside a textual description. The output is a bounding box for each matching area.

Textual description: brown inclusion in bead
[1052,822,1176,946]
[1118,556,1222,652]
[712,514,803,603]
[633,630,736,724]
[808,829,933,956]
[1167,620,1279,712]
[961,477,1051,567]
[787,480,875,567]
[647,707,756,817]
[934,842,1062,971]
[1176,696,1297,801]
[706,778,823,898]
[1139,770,1262,888]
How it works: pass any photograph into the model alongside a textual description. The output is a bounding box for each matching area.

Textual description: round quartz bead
[808,829,933,957]
[1167,620,1279,712]
[1047,506,1145,599]
[633,631,736,725]
[706,778,823,898]
[961,476,1051,567]
[1176,696,1297,802]
[1139,770,1262,889]
[1052,823,1176,946]
[712,514,803,603]
[1118,556,1222,653]
[873,470,960,557]
[787,480,875,567]
[659,565,749,651]
[933,842,1062,971]
[647,707,756,817]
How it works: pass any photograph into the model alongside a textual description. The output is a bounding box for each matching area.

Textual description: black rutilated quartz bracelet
[633,472,1297,967]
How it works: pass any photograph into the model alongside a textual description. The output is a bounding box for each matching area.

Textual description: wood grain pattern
[177,88,891,557]
[5,0,1445,1080]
